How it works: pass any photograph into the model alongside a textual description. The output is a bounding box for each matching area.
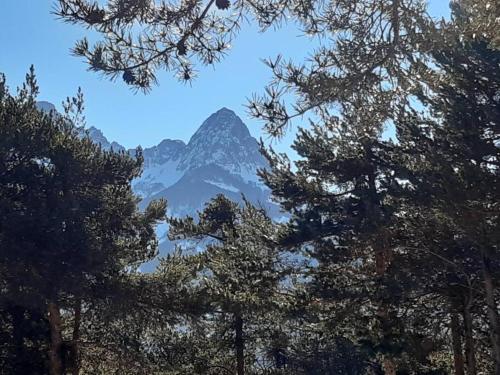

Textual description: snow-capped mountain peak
[141,139,186,168]
[86,127,126,152]
[36,103,280,268]
[178,107,266,176]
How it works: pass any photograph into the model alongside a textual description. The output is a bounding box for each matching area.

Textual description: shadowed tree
[168,195,289,375]
[0,68,166,375]
[393,5,500,370]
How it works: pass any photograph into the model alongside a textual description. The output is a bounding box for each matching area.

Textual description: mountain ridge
[35,102,280,268]
[130,108,269,203]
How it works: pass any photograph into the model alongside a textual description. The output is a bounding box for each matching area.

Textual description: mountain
[134,108,271,214]
[36,101,57,113]
[70,106,281,269]
[35,103,280,257]
[86,127,126,152]
[178,107,265,179]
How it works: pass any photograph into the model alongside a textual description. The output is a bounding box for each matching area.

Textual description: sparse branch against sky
[0,1,450,152]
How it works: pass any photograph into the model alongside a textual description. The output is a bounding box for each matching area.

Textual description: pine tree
[258,102,434,373]
[0,69,166,374]
[167,195,289,375]
[454,0,500,50]
[393,6,500,371]
[55,0,433,104]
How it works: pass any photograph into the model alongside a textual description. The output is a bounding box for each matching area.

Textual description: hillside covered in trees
[0,0,499,374]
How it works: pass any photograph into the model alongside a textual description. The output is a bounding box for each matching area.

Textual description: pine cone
[86,8,105,24]
[122,70,136,85]
[176,40,187,56]
[215,0,230,10]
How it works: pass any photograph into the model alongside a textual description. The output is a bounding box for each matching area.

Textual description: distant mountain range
[37,103,282,269]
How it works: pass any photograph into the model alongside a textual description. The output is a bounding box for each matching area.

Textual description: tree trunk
[462,300,477,375]
[48,301,64,375]
[482,255,500,374]
[382,358,396,375]
[450,312,465,375]
[235,314,244,375]
[71,300,82,375]
[375,234,396,375]
[11,305,25,371]
[367,169,396,375]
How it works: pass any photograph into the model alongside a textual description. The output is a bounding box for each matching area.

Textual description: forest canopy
[1,0,499,374]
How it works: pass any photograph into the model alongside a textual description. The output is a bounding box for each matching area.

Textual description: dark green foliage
[165,195,289,374]
[0,304,49,374]
[288,336,372,375]
[0,69,165,373]
[1,1,499,374]
[392,12,500,371]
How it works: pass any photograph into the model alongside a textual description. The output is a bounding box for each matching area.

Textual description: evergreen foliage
[1,1,499,374]
[0,70,165,374]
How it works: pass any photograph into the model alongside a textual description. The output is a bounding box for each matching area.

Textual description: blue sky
[0,1,450,152]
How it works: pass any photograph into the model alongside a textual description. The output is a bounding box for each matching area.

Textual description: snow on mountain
[133,108,270,205]
[178,107,267,180]
[133,139,186,197]
[36,103,281,270]
[142,139,186,168]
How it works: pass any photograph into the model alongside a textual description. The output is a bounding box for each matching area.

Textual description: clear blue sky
[0,1,450,152]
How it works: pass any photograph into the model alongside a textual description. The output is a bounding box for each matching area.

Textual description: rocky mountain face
[178,107,265,177]
[133,108,272,214]
[86,127,126,153]
[68,106,280,269]
[36,101,57,113]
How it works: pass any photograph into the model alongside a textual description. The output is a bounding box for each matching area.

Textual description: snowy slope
[35,101,277,213]
[70,106,280,268]
[36,101,285,271]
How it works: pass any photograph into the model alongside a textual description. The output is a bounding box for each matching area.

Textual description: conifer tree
[55,0,433,110]
[455,0,500,50]
[393,5,500,371]
[168,195,289,375]
[259,105,425,373]
[0,69,166,374]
